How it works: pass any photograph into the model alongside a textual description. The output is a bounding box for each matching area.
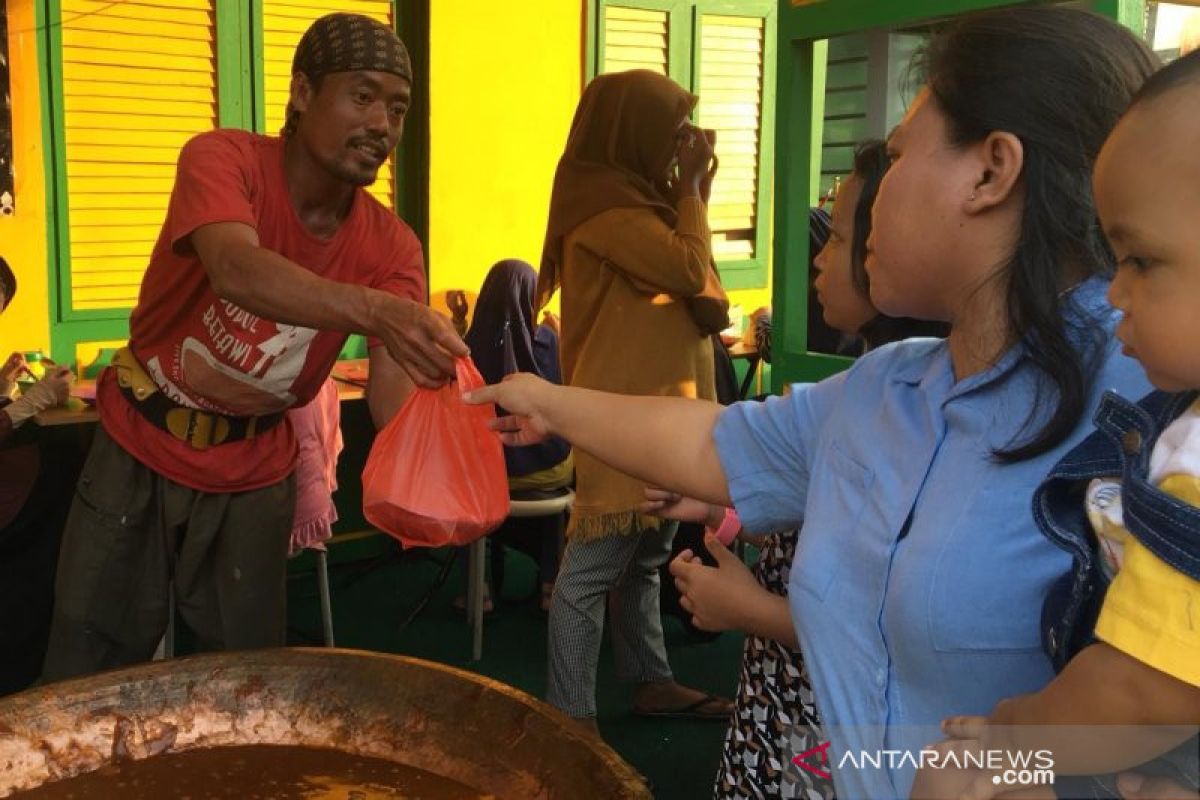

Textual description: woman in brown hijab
[534,70,733,731]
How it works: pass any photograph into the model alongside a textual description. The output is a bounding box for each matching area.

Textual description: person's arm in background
[0,367,74,442]
[192,223,464,388]
[365,345,417,429]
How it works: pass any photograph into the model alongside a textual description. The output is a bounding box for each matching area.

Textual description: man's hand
[371,294,467,388]
[668,533,759,632]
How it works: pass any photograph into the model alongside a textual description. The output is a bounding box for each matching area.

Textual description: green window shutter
[820,33,868,197]
[260,0,397,211]
[694,1,775,289]
[602,5,670,74]
[58,0,218,313]
[697,13,763,263]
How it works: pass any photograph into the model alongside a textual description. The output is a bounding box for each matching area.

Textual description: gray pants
[41,426,296,683]
[546,522,677,718]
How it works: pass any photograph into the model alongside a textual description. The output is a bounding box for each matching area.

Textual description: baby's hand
[942,715,990,742]
[1118,773,1199,799]
[911,751,985,799]
[912,738,1003,800]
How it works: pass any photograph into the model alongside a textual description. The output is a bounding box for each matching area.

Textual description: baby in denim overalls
[917,51,1200,800]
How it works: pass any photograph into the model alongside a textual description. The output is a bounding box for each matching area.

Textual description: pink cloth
[287,379,343,554]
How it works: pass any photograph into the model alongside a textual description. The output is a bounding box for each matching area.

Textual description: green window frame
[589,0,777,290]
[771,0,1145,390]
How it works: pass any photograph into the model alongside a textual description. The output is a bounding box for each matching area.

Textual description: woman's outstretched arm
[465,373,730,506]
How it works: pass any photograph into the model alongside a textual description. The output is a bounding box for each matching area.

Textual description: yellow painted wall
[427,0,582,314]
[0,0,51,354]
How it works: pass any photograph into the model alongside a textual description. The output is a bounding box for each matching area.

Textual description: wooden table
[33,361,370,427]
[725,339,761,398]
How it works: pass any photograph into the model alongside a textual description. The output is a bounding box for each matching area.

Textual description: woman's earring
[969,191,978,201]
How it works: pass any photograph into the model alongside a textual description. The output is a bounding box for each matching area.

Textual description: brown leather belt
[111,347,284,450]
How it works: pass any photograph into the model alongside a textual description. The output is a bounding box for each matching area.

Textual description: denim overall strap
[1034,391,1132,567]
[1033,392,1131,668]
[1121,391,1200,581]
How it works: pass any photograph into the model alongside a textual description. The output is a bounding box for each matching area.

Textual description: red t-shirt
[98,129,425,492]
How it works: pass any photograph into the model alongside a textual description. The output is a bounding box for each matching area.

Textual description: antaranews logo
[792,742,834,780]
[792,741,1055,788]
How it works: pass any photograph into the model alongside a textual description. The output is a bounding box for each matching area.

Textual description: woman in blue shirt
[466,7,1156,798]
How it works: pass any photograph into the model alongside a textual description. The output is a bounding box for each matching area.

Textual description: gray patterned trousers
[545,521,678,718]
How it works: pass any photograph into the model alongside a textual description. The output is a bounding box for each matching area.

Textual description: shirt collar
[889,276,1114,395]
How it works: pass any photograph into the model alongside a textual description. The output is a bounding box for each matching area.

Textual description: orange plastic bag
[362,357,509,548]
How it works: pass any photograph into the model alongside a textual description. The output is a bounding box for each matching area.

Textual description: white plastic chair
[466,488,574,661]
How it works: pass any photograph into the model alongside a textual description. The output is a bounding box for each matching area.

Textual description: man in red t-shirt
[42,13,465,681]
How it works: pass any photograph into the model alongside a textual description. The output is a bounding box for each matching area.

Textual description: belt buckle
[165,408,231,450]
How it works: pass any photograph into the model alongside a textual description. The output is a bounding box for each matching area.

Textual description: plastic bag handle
[454,356,486,393]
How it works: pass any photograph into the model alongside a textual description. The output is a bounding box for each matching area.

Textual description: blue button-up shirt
[713,279,1149,799]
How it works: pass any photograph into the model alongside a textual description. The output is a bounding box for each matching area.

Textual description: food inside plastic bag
[362,357,509,548]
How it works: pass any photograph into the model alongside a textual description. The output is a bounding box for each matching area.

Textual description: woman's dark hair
[914,6,1157,461]
[846,140,948,350]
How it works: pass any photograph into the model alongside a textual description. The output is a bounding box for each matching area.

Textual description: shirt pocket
[928,485,1061,653]
[792,441,876,603]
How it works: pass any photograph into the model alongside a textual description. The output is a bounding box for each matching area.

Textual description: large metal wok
[0,648,651,798]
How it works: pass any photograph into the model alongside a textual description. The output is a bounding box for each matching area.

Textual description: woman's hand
[541,311,561,336]
[676,124,717,199]
[639,487,724,526]
[464,372,557,446]
[668,533,759,631]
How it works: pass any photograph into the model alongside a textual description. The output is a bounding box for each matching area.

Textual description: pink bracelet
[706,506,741,546]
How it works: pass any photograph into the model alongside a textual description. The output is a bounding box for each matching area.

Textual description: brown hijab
[535,70,697,310]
